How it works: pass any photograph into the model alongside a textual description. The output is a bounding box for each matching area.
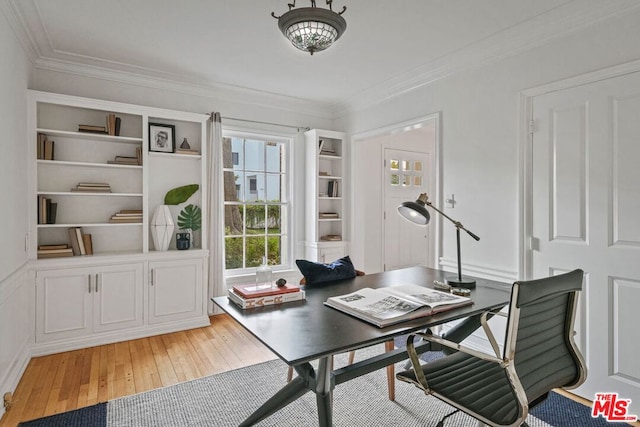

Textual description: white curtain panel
[207,112,226,312]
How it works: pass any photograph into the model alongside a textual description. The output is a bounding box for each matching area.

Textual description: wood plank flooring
[2,314,638,427]
[0,314,276,427]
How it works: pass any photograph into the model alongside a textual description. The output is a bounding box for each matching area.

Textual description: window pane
[245,139,265,172]
[225,205,243,236]
[403,175,411,186]
[266,141,283,173]
[402,160,411,171]
[414,161,422,172]
[390,174,399,185]
[245,205,266,234]
[225,170,241,201]
[266,173,282,202]
[267,235,281,265]
[390,159,399,170]
[267,205,282,234]
[414,176,423,187]
[245,236,266,267]
[225,237,243,269]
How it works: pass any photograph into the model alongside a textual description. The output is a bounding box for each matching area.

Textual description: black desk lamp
[398,193,480,289]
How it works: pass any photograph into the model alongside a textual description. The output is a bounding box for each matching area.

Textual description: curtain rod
[215,114,309,132]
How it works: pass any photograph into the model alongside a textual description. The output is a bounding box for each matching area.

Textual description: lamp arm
[425,201,480,241]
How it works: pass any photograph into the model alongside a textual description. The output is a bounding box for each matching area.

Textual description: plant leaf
[177,204,202,231]
[164,184,199,205]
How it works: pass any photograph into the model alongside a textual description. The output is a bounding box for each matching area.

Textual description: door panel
[383,148,431,271]
[531,71,640,414]
[93,264,144,333]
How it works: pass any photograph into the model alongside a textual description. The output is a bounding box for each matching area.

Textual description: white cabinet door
[93,264,144,333]
[36,263,144,342]
[36,267,93,342]
[149,258,203,324]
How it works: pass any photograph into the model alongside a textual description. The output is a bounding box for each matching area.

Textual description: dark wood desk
[212,266,511,426]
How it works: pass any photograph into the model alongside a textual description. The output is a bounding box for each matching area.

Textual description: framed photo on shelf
[149,123,175,153]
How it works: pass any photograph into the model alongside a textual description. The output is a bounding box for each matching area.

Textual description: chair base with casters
[397,269,587,427]
[287,340,397,400]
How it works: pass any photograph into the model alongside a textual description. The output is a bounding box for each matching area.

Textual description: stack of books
[327,180,339,197]
[78,114,121,135]
[37,244,73,259]
[228,282,305,309]
[67,227,93,255]
[108,147,142,165]
[109,209,143,223]
[71,182,112,193]
[320,234,342,241]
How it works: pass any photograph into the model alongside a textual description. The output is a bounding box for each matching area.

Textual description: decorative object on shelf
[276,278,287,287]
[150,205,174,251]
[271,0,347,55]
[149,123,175,153]
[180,138,190,149]
[164,184,199,205]
[256,256,273,289]
[398,193,480,289]
[152,184,199,251]
[177,204,201,248]
[176,232,191,250]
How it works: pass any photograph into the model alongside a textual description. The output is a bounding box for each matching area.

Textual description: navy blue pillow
[296,256,357,285]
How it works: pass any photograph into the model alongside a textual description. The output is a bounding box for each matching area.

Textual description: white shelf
[318,175,342,180]
[148,152,202,160]
[37,159,142,169]
[37,191,143,197]
[37,223,143,228]
[37,128,142,144]
[319,155,342,160]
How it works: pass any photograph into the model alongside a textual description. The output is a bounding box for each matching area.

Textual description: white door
[383,148,433,271]
[531,71,640,414]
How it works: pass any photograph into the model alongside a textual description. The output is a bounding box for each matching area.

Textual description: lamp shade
[273,4,347,55]
[398,199,431,225]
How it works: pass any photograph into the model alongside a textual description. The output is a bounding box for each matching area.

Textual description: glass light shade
[276,7,347,55]
[286,21,338,54]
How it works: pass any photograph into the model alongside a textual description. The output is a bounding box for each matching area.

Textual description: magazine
[228,289,306,309]
[324,284,472,328]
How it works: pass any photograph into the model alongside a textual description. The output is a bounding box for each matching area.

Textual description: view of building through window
[222,134,289,272]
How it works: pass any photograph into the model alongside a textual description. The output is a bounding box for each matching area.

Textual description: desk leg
[239,363,314,427]
[315,356,333,427]
[385,340,395,401]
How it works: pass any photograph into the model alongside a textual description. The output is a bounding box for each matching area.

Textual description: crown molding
[33,57,338,119]
[0,0,39,63]
[338,0,640,116]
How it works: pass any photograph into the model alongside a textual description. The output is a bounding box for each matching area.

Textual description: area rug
[19,345,622,427]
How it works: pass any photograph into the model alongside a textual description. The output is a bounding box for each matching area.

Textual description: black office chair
[397,269,587,427]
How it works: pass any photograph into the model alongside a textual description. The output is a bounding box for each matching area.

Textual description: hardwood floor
[0,314,276,427]
[2,314,638,427]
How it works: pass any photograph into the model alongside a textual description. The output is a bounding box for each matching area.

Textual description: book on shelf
[228,289,306,310]
[38,244,70,250]
[324,284,473,328]
[232,282,301,299]
[76,227,86,255]
[37,248,74,259]
[78,124,107,133]
[82,234,93,255]
[109,209,143,223]
[136,146,142,165]
[37,196,56,224]
[327,180,339,197]
[174,148,199,155]
[67,227,82,255]
[43,139,54,161]
[319,212,339,219]
[320,234,342,241]
[72,182,112,192]
[37,133,48,160]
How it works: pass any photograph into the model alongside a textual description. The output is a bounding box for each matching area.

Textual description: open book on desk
[324,284,472,328]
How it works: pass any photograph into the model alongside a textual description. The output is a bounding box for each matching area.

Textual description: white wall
[0,2,34,418]
[343,9,640,281]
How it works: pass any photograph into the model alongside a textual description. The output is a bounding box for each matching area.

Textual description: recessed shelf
[37,128,142,144]
[37,159,142,169]
[37,191,143,197]
[148,152,202,160]
[37,223,143,228]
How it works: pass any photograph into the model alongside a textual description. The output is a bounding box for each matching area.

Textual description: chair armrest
[481,311,503,358]
[410,332,505,365]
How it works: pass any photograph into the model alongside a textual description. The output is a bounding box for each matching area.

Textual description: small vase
[176,232,190,250]
[150,205,174,251]
[255,256,273,289]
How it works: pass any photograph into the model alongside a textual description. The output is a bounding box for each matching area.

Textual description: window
[222,132,291,273]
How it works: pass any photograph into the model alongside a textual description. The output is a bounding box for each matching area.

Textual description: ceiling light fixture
[272,1,347,55]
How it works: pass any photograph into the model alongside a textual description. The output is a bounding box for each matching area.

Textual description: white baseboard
[31,316,210,357]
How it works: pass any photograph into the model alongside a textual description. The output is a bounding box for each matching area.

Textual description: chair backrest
[504,269,587,405]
